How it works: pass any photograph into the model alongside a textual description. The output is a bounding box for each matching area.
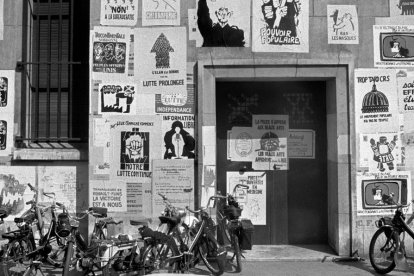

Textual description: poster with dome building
[355,69,399,133]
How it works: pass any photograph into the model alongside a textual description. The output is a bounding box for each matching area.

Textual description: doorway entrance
[216,81,327,245]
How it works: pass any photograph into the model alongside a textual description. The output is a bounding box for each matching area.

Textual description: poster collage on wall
[356,0,414,215]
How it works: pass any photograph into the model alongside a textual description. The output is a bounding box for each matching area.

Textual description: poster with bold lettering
[161,114,195,160]
[135,27,187,94]
[126,180,152,217]
[0,167,36,220]
[327,5,359,44]
[98,82,137,115]
[397,69,414,112]
[195,0,251,47]
[110,116,162,180]
[142,0,180,26]
[359,133,402,172]
[373,25,414,67]
[152,160,194,218]
[355,69,399,133]
[227,171,266,225]
[356,171,412,216]
[91,27,130,79]
[100,0,138,26]
[390,0,414,18]
[252,0,308,52]
[228,127,257,162]
[252,115,289,170]
[89,180,127,212]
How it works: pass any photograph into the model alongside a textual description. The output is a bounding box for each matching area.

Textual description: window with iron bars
[17,0,89,145]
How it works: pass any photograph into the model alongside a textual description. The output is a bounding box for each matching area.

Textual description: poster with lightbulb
[161,114,195,160]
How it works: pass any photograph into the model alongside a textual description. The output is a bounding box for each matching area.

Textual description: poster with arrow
[134,27,187,94]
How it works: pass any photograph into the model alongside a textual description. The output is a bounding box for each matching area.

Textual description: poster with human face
[110,116,162,180]
[91,27,130,79]
[227,171,267,225]
[397,69,414,112]
[142,0,180,26]
[359,133,402,172]
[195,0,250,47]
[100,0,138,26]
[161,114,195,160]
[354,69,399,133]
[356,171,412,216]
[390,0,414,18]
[0,71,14,156]
[228,127,256,162]
[0,167,36,220]
[373,25,414,67]
[98,82,137,115]
[134,27,187,94]
[89,180,127,212]
[252,0,309,52]
[327,5,359,44]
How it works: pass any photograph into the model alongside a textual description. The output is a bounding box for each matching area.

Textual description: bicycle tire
[369,227,397,274]
[233,234,242,272]
[140,236,180,274]
[45,235,67,267]
[217,214,231,246]
[1,238,35,276]
[62,240,74,276]
[198,233,226,276]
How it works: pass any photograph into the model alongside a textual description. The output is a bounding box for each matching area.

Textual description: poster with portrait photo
[98,82,137,115]
[0,113,13,156]
[110,116,162,180]
[134,27,187,94]
[327,5,359,44]
[252,0,309,53]
[0,71,15,113]
[161,114,195,160]
[373,25,414,67]
[142,0,180,26]
[195,0,251,47]
[91,27,130,79]
[354,69,399,133]
[100,0,138,26]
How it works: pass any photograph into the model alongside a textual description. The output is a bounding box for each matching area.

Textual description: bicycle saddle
[89,207,108,218]
[159,215,181,227]
[130,218,152,227]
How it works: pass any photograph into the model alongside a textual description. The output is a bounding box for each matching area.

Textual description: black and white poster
[162,114,195,160]
[252,0,309,52]
[134,27,187,94]
[98,82,137,115]
[195,0,251,47]
[397,69,414,112]
[390,0,414,17]
[327,5,359,44]
[100,0,138,26]
[142,0,180,26]
[0,71,14,156]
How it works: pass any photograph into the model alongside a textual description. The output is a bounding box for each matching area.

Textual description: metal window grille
[18,0,89,144]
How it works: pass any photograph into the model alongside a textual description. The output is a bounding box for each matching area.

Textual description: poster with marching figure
[359,133,402,172]
[134,27,187,94]
[397,69,414,112]
[100,0,138,26]
[390,0,414,18]
[98,82,137,115]
[91,27,130,79]
[252,0,308,52]
[195,0,251,47]
[161,114,195,160]
[142,0,180,26]
[327,5,359,44]
[355,69,399,133]
[110,116,162,180]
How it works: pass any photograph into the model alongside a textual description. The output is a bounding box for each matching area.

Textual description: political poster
[227,171,267,225]
[98,82,137,115]
[91,27,130,79]
[252,0,309,52]
[0,167,36,220]
[155,91,194,114]
[89,180,127,212]
[142,0,180,26]
[201,165,216,208]
[356,171,412,216]
[152,159,194,218]
[0,113,13,156]
[126,180,152,217]
[0,72,15,156]
[161,114,195,160]
[288,129,315,158]
[359,133,402,172]
[110,116,162,180]
[100,0,138,26]
[397,69,414,112]
[390,0,414,18]
[355,69,399,133]
[373,25,414,67]
[134,27,187,94]
[327,5,359,44]
[195,0,251,47]
[228,127,256,162]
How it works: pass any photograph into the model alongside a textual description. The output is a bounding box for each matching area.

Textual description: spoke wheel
[232,235,242,273]
[369,227,397,274]
[141,239,179,274]
[199,234,225,276]
[1,238,35,276]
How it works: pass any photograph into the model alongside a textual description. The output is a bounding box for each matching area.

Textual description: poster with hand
[142,0,180,26]
[327,5,359,44]
[98,82,137,115]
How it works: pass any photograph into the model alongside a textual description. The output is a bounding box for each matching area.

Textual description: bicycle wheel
[217,214,231,246]
[1,238,35,276]
[140,237,179,274]
[62,241,74,276]
[198,233,226,276]
[232,234,242,273]
[45,235,67,267]
[369,227,397,274]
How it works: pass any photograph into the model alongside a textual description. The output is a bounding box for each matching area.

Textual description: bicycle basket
[223,205,242,220]
[56,213,71,237]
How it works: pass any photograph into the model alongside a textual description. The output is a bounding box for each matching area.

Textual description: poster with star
[134,27,187,94]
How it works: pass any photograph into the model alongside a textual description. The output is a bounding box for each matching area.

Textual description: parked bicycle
[369,194,414,274]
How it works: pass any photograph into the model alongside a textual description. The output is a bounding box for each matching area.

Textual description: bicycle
[369,194,414,274]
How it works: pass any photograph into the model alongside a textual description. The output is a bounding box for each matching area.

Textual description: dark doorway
[216,81,327,245]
